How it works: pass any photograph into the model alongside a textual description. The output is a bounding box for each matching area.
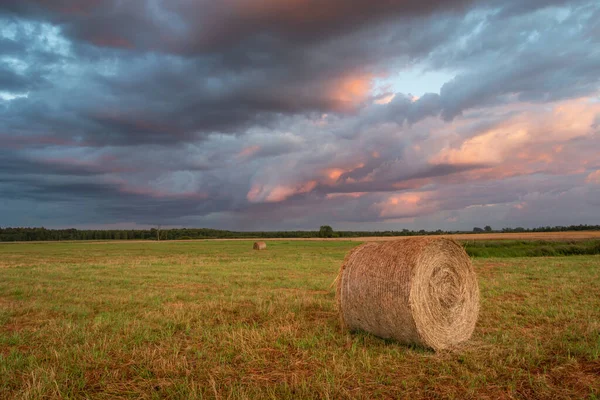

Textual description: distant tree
[319,225,334,238]
[3,223,600,242]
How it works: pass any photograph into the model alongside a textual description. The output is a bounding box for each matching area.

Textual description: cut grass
[0,240,599,399]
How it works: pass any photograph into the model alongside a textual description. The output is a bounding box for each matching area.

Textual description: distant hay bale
[253,241,267,250]
[336,237,479,350]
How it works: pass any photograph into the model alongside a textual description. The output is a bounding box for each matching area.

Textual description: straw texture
[253,241,267,250]
[336,237,479,350]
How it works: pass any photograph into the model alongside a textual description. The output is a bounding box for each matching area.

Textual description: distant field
[1,240,599,399]
[353,231,600,241]
[213,231,600,241]
[278,231,600,242]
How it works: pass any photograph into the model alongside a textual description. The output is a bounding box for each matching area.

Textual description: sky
[0,0,599,231]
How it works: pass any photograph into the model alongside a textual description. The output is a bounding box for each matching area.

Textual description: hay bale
[253,241,267,250]
[336,237,479,350]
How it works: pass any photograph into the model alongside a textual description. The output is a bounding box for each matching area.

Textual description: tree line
[0,224,599,242]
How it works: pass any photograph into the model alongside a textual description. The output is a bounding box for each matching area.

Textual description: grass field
[1,240,599,399]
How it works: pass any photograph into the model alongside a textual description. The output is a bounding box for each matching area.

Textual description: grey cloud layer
[1,0,599,229]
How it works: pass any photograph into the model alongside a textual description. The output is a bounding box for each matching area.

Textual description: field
[1,239,599,399]
[350,231,600,241]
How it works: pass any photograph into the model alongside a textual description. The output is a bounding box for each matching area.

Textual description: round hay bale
[336,237,479,350]
[253,241,267,250]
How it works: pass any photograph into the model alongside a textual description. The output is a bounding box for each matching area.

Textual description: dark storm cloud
[0,151,108,176]
[81,55,365,144]
[0,0,475,147]
[0,35,22,55]
[0,66,32,92]
[3,0,594,148]
[0,0,474,53]
[0,172,231,225]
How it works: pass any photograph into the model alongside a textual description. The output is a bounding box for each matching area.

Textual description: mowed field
[1,239,599,399]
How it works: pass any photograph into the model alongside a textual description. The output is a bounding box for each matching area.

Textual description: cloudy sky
[1,0,599,231]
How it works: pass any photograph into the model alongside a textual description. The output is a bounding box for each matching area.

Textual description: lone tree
[150,226,162,241]
[484,225,492,232]
[319,225,334,238]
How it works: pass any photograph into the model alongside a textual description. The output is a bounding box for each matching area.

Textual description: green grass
[463,239,600,258]
[0,240,599,399]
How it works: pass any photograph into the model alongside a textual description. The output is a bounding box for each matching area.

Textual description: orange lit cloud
[326,168,345,180]
[433,125,529,165]
[322,162,366,183]
[432,97,600,168]
[586,170,600,184]
[247,180,317,203]
[328,73,374,110]
[376,192,432,218]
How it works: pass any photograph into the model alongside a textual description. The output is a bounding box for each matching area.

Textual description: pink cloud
[236,145,261,159]
[586,170,600,184]
[327,168,345,180]
[429,96,600,183]
[326,73,374,111]
[374,93,396,105]
[432,97,600,166]
[322,162,365,183]
[514,202,527,210]
[375,192,435,219]
[247,180,317,203]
